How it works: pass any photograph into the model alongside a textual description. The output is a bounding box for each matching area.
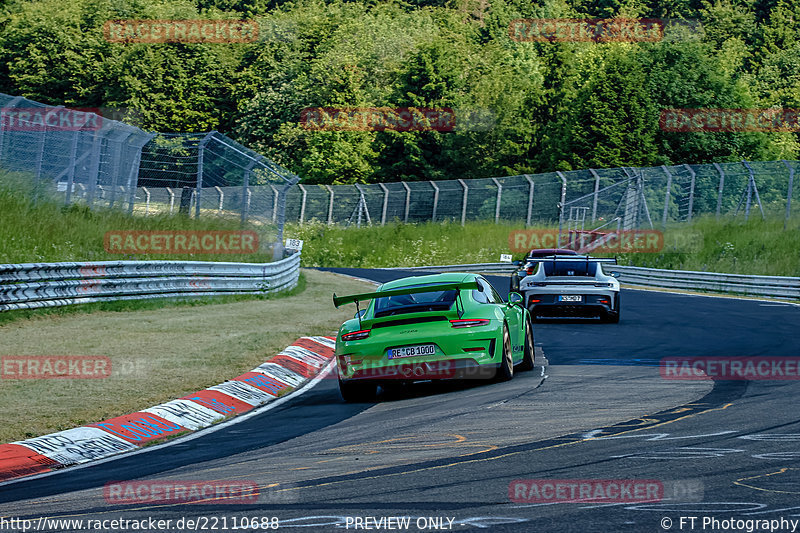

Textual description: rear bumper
[339,358,499,382]
[526,292,618,318]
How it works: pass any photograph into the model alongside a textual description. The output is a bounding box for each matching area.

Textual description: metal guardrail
[0,254,300,312]
[385,263,800,299]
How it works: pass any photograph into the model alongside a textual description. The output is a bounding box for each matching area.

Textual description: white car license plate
[388,344,436,359]
[559,295,582,302]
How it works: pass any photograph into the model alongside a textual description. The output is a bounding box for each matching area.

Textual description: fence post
[240,159,257,225]
[783,160,794,230]
[326,185,334,225]
[215,185,224,214]
[33,117,47,201]
[741,160,766,221]
[491,177,502,224]
[661,165,673,228]
[270,184,279,223]
[194,132,215,218]
[402,182,411,223]
[431,181,439,222]
[85,127,103,208]
[524,175,535,227]
[684,164,696,223]
[166,187,175,214]
[298,183,307,223]
[556,171,567,246]
[142,187,150,215]
[0,96,23,163]
[378,183,389,226]
[64,130,80,206]
[713,162,725,220]
[589,169,600,223]
[456,179,469,227]
[107,132,131,208]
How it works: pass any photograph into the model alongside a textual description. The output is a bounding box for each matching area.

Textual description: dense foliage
[1,0,798,184]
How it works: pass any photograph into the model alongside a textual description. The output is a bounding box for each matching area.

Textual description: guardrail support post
[491,177,502,224]
[402,182,411,223]
[525,175,535,227]
[379,183,389,226]
[431,181,440,222]
[783,160,794,230]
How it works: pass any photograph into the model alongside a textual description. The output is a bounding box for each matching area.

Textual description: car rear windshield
[543,261,597,277]
[373,285,457,317]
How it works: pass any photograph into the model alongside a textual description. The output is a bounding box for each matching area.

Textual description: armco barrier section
[385,263,800,299]
[0,336,335,483]
[0,255,300,312]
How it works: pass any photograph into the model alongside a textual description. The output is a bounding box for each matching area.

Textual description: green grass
[0,172,276,264]
[286,217,800,277]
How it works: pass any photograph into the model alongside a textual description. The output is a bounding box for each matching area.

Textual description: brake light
[529,299,541,303]
[464,346,485,352]
[526,267,533,275]
[341,329,371,341]
[450,319,490,328]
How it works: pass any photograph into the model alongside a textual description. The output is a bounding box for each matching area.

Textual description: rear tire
[517,318,535,371]
[605,293,621,323]
[495,325,514,382]
[339,378,376,402]
[509,272,520,293]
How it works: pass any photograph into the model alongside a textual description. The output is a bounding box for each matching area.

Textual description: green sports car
[332,273,535,402]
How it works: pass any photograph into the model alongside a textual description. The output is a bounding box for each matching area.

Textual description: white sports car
[513,255,621,323]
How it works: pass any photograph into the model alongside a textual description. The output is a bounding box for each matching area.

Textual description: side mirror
[508,292,523,306]
[354,309,366,319]
[610,271,620,278]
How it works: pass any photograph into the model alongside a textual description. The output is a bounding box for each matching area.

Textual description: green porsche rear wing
[332,280,479,308]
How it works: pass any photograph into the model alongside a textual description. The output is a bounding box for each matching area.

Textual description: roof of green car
[378,272,477,291]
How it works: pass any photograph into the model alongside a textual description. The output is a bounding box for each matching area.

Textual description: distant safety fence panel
[283,160,797,228]
[0,254,300,312]
[0,93,299,252]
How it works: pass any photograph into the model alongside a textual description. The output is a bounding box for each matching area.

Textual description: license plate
[559,295,582,302]
[388,344,436,359]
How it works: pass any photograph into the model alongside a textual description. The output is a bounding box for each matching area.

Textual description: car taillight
[529,299,541,303]
[526,267,533,275]
[450,319,490,328]
[341,329,370,341]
